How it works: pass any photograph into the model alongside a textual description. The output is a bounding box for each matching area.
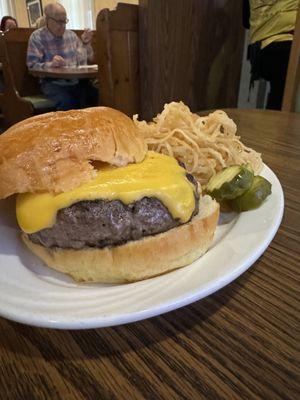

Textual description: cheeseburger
[0,107,219,283]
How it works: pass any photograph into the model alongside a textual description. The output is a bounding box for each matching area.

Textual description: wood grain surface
[96,4,140,117]
[139,0,245,120]
[0,109,299,399]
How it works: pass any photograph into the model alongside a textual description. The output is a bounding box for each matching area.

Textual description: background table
[0,109,299,399]
[29,66,98,80]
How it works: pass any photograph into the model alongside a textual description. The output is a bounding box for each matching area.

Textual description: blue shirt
[27,26,93,69]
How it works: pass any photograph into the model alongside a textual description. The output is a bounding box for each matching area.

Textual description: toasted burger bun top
[0,107,147,199]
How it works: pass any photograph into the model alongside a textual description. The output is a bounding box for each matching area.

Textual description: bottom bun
[22,195,219,283]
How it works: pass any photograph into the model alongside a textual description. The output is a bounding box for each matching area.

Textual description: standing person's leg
[41,81,79,111]
[260,41,292,110]
[267,76,286,110]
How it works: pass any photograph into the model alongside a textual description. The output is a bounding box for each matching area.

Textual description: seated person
[26,2,98,111]
[0,16,18,32]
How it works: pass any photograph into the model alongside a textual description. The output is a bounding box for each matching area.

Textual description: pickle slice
[230,175,272,211]
[205,165,254,201]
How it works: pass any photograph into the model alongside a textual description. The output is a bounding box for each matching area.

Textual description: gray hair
[44,3,66,18]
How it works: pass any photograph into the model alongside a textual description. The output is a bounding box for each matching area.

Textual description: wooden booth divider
[96,1,245,121]
[96,3,140,118]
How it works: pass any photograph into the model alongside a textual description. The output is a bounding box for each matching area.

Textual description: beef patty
[29,173,199,249]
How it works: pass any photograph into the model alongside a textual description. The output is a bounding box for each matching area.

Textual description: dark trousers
[259,41,291,110]
[41,79,98,111]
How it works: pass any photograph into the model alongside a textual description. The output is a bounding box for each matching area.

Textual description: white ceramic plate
[0,165,284,329]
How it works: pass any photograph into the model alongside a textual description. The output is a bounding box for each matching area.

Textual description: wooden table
[28,66,98,80]
[0,109,299,399]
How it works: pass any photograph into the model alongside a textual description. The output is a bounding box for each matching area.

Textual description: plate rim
[0,164,284,329]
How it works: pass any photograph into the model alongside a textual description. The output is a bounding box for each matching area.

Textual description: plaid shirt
[27,26,93,69]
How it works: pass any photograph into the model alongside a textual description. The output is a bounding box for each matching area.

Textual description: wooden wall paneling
[282,5,300,112]
[96,4,140,116]
[139,0,245,120]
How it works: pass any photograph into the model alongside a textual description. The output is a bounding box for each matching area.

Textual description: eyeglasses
[48,17,69,25]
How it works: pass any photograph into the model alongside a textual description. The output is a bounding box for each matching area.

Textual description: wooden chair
[0,28,55,127]
[282,6,300,112]
[96,3,140,117]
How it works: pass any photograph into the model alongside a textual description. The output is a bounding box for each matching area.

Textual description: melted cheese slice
[16,151,196,234]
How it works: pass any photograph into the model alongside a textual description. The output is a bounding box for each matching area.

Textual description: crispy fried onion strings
[133,102,263,184]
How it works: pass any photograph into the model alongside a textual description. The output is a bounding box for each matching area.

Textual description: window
[0,0,14,17]
[59,0,94,29]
